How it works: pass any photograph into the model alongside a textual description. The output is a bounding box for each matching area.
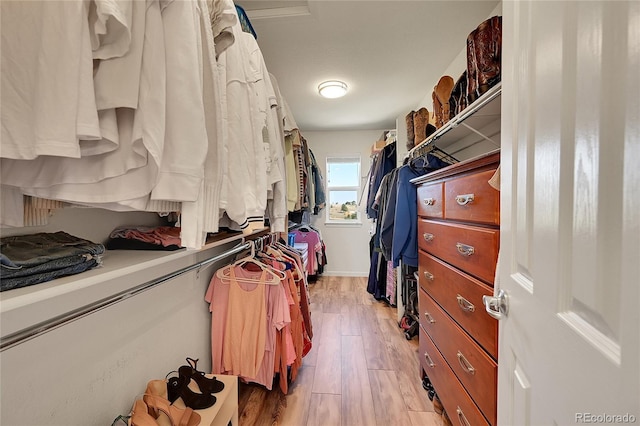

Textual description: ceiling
[238,0,501,132]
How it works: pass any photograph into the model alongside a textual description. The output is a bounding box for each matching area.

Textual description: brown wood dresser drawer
[419,288,497,424]
[419,326,491,426]
[444,168,500,225]
[417,182,444,218]
[418,250,498,359]
[417,219,499,284]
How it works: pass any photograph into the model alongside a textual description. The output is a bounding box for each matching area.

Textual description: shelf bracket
[458,122,500,147]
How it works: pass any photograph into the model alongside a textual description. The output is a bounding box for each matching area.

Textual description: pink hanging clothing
[205,264,290,388]
[223,267,267,378]
[386,260,396,305]
[293,229,321,275]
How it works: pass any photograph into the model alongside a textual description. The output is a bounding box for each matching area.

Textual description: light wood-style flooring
[238,275,444,426]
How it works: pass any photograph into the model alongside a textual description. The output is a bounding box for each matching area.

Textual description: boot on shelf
[449,71,469,120]
[413,107,430,146]
[466,28,479,105]
[405,110,415,151]
[467,15,502,102]
[432,75,455,128]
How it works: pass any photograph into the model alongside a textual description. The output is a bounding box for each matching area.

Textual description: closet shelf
[0,229,265,342]
[409,82,502,157]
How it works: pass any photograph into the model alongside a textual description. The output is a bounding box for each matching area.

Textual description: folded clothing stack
[0,231,105,292]
[105,226,182,251]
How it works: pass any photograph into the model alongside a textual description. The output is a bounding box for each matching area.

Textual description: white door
[496,1,640,424]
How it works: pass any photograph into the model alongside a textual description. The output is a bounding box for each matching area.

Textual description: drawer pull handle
[424,271,434,281]
[457,407,471,426]
[423,233,434,242]
[456,294,475,312]
[424,312,436,324]
[457,351,476,375]
[424,352,436,368]
[423,197,436,206]
[456,243,475,256]
[455,193,475,206]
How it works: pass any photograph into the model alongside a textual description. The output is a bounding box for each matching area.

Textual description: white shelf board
[410,82,502,155]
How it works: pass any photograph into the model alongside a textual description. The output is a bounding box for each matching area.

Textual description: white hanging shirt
[89,0,133,60]
[18,0,166,205]
[0,1,98,159]
[149,0,208,203]
[178,0,228,249]
[208,0,237,58]
[219,18,268,233]
[266,73,288,233]
[93,0,144,110]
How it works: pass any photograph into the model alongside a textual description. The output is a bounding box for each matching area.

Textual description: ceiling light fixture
[318,80,348,99]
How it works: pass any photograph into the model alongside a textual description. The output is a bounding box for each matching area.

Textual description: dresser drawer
[417,183,443,218]
[419,288,497,424]
[419,327,491,426]
[418,250,498,359]
[444,169,500,225]
[417,219,499,284]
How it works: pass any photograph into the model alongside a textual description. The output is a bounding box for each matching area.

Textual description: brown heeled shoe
[143,394,200,426]
[130,399,160,426]
[145,379,170,400]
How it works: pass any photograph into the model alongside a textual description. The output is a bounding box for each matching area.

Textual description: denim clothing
[1,259,99,292]
[1,254,96,279]
[392,154,450,268]
[310,150,325,214]
[0,231,105,291]
[366,143,396,219]
[0,231,105,267]
[366,236,380,296]
[379,168,400,260]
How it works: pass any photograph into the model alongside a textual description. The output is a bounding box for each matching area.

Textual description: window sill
[324,221,363,227]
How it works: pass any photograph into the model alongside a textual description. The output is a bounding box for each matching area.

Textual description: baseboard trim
[320,271,368,277]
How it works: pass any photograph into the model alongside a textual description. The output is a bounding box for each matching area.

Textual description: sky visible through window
[328,161,359,205]
[327,162,359,187]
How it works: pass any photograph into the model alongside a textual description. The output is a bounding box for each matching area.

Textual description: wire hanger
[410,141,458,165]
[216,241,283,284]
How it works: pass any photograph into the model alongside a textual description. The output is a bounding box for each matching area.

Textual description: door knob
[483,289,509,320]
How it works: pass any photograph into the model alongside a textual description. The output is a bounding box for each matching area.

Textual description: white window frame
[325,155,362,225]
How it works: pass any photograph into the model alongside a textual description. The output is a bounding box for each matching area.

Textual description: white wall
[303,129,386,277]
[0,207,165,243]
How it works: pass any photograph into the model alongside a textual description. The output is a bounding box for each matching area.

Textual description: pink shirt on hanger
[205,263,290,386]
[293,229,321,274]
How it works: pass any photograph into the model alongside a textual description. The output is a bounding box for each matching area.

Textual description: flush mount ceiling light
[318,80,348,99]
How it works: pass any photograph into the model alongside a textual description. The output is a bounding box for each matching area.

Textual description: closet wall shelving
[0,227,271,424]
[0,235,264,351]
[0,229,271,345]
[408,82,502,159]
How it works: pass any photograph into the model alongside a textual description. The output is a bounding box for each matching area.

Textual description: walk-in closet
[1,1,638,425]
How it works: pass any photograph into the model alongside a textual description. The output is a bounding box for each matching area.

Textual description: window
[326,156,361,223]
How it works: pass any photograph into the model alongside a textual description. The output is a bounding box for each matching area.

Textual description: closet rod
[0,241,251,352]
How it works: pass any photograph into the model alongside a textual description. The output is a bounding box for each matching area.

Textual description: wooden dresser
[412,150,500,426]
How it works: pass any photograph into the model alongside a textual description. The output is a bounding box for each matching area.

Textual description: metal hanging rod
[0,241,251,352]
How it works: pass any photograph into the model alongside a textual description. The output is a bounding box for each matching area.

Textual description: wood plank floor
[238,275,444,426]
